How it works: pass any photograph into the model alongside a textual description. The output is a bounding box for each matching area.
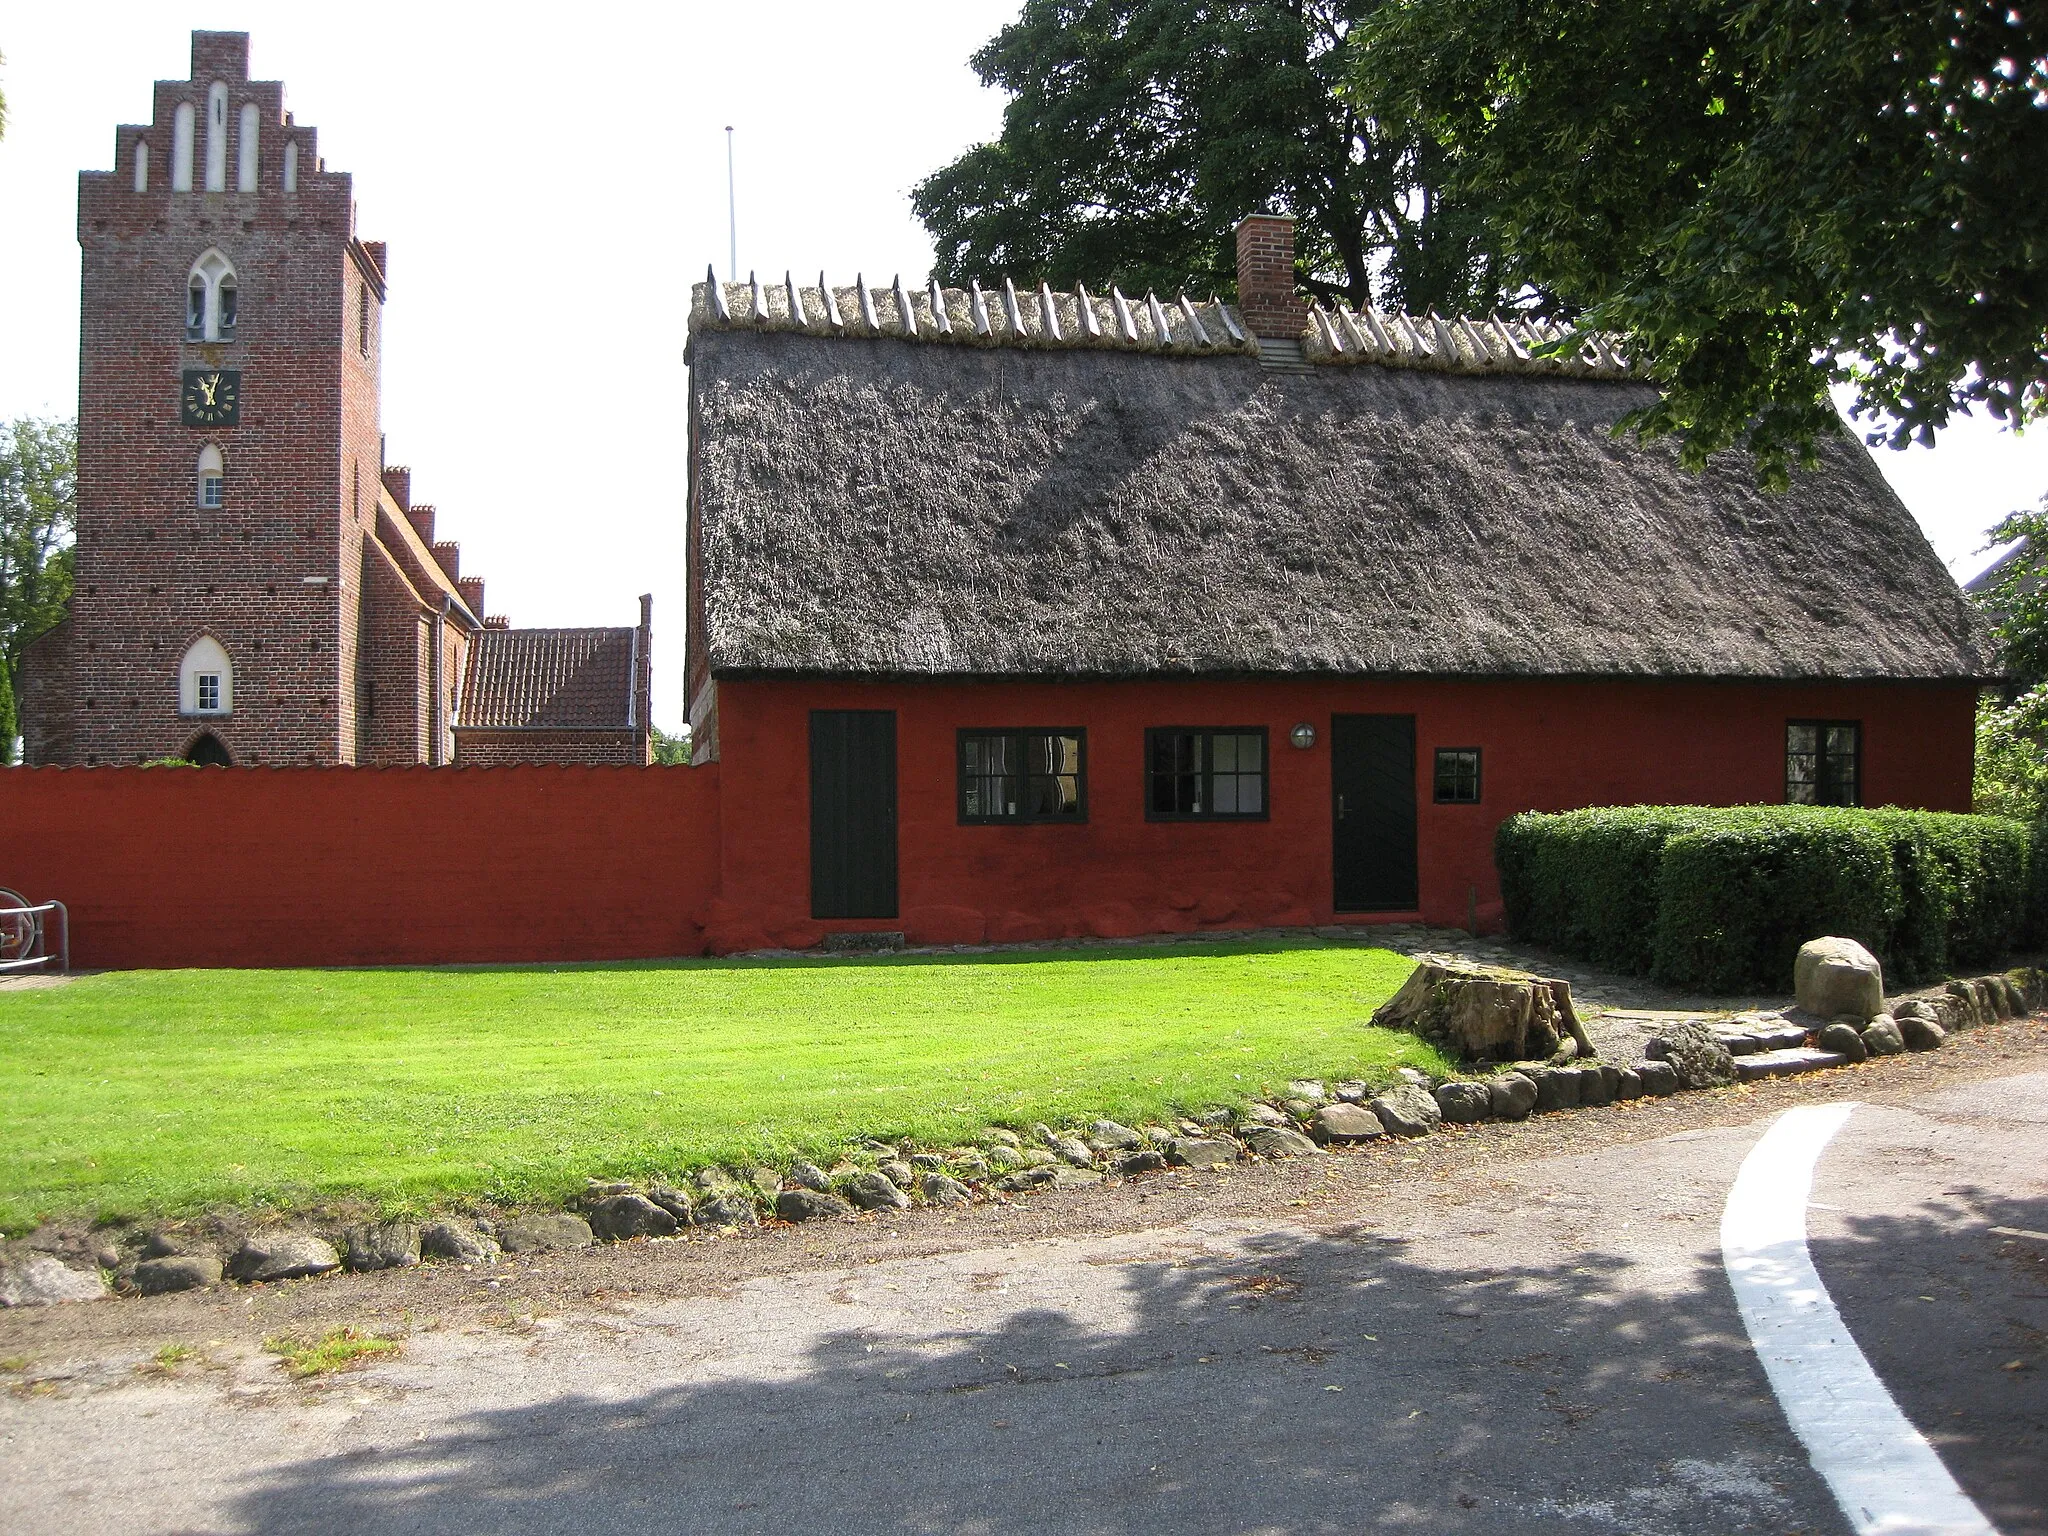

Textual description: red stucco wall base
[704,677,1978,954]
[0,678,1975,969]
[0,766,720,969]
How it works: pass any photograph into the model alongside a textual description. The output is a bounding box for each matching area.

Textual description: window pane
[1239,774,1263,813]
[1787,724,1818,756]
[1212,734,1237,773]
[1214,775,1239,813]
[219,281,237,329]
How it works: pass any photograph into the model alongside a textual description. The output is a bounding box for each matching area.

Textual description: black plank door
[809,710,899,920]
[1331,714,1419,912]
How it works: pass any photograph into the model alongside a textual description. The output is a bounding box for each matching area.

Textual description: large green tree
[914,0,1511,315]
[1350,0,2048,484]
[0,418,78,762]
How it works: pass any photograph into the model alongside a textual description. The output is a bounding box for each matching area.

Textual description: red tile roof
[459,627,637,731]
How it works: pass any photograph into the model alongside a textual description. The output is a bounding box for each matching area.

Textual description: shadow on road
[225,1219,1887,1536]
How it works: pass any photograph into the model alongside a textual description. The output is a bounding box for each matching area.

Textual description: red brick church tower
[23,32,651,766]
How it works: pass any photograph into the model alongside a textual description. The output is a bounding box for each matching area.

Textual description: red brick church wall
[0,765,720,968]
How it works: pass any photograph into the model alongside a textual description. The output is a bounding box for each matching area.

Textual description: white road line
[1721,1103,1999,1536]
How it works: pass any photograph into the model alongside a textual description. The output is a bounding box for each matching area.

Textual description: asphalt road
[2,1070,2043,1535]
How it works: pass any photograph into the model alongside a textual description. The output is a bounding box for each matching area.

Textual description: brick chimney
[1234,213,1307,339]
[363,241,388,279]
[406,504,436,545]
[431,540,460,583]
[457,577,485,617]
[381,465,411,511]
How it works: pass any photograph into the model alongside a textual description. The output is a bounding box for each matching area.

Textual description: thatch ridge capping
[689,271,1637,377]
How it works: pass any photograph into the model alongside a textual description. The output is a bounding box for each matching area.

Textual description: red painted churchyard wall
[0,677,1976,968]
[704,676,1977,954]
[0,765,720,969]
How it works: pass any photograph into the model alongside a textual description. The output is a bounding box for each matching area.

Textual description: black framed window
[1786,721,1860,806]
[959,729,1086,823]
[1433,747,1482,804]
[1146,728,1268,819]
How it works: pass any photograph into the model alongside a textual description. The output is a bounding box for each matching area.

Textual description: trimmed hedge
[1496,805,2033,993]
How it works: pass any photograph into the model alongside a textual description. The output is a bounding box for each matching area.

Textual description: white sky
[2,6,2042,732]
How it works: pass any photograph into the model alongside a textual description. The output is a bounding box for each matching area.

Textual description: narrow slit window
[358,287,372,356]
[1786,721,1860,806]
[1433,748,1482,804]
[218,275,237,335]
[188,278,207,339]
[1145,728,1268,819]
[195,444,224,508]
[958,729,1086,823]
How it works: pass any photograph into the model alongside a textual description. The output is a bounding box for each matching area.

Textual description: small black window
[959,729,1086,823]
[1146,728,1268,819]
[1434,747,1482,804]
[1787,721,1860,806]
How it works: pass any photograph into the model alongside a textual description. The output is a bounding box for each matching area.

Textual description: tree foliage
[1973,497,2048,819]
[1350,0,2048,485]
[914,0,1511,315]
[651,725,692,766]
[0,418,78,762]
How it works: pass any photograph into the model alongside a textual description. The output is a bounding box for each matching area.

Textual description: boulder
[1368,956,1595,1062]
[843,1172,911,1212]
[141,1229,210,1260]
[909,1153,946,1172]
[133,1254,222,1295]
[1166,1137,1240,1168]
[920,1174,974,1207]
[496,1214,595,1253]
[788,1162,834,1193]
[694,1192,760,1228]
[1533,1068,1581,1113]
[226,1231,340,1284]
[1817,1021,1869,1063]
[1861,1016,1907,1057]
[1578,1066,1618,1108]
[1614,1067,1643,1101]
[1117,1149,1167,1175]
[0,1254,109,1307]
[995,1165,1060,1194]
[1241,1103,1291,1128]
[775,1188,852,1222]
[1238,1124,1322,1158]
[1370,1084,1443,1138]
[1657,1024,1739,1089]
[1313,1103,1387,1142]
[1433,1082,1493,1124]
[420,1220,499,1263]
[342,1222,421,1272]
[879,1159,916,1189]
[1055,1138,1095,1167]
[1089,1120,1143,1150]
[1332,1080,1371,1104]
[1018,1149,1057,1169]
[588,1193,678,1241]
[949,1153,991,1181]
[1899,1014,1946,1051]
[984,1146,1025,1173]
[1794,937,1885,1021]
[1635,1060,1681,1096]
[1287,1080,1328,1104]
[648,1186,695,1224]
[1487,1072,1539,1120]
[982,1128,1022,1149]
[1893,998,1939,1024]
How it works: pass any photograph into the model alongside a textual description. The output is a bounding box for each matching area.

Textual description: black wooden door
[1331,714,1418,912]
[809,710,899,920]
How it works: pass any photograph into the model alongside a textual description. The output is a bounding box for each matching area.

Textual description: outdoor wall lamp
[1289,723,1317,749]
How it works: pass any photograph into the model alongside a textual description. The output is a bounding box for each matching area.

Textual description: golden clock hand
[198,377,217,405]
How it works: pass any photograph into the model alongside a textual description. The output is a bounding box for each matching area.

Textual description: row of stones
[5,971,2034,1308]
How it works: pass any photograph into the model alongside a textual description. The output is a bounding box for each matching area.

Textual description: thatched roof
[688,287,1994,683]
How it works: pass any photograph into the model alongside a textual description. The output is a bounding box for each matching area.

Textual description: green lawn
[0,940,1432,1229]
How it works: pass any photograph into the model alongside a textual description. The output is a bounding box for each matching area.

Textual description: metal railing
[0,889,68,975]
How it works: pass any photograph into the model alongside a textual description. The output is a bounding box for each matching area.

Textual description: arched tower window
[237,102,260,192]
[180,636,233,717]
[185,733,232,767]
[187,250,237,342]
[205,82,229,192]
[172,103,195,191]
[134,140,150,193]
[195,445,225,509]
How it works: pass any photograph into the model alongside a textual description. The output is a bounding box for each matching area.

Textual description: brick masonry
[1234,213,1308,339]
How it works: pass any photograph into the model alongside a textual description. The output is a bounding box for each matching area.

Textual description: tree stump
[1370,955,1595,1064]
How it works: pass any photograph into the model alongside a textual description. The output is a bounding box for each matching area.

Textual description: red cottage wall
[0,765,720,969]
[706,676,1977,952]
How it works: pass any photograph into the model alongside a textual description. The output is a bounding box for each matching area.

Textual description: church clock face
[181,368,240,427]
